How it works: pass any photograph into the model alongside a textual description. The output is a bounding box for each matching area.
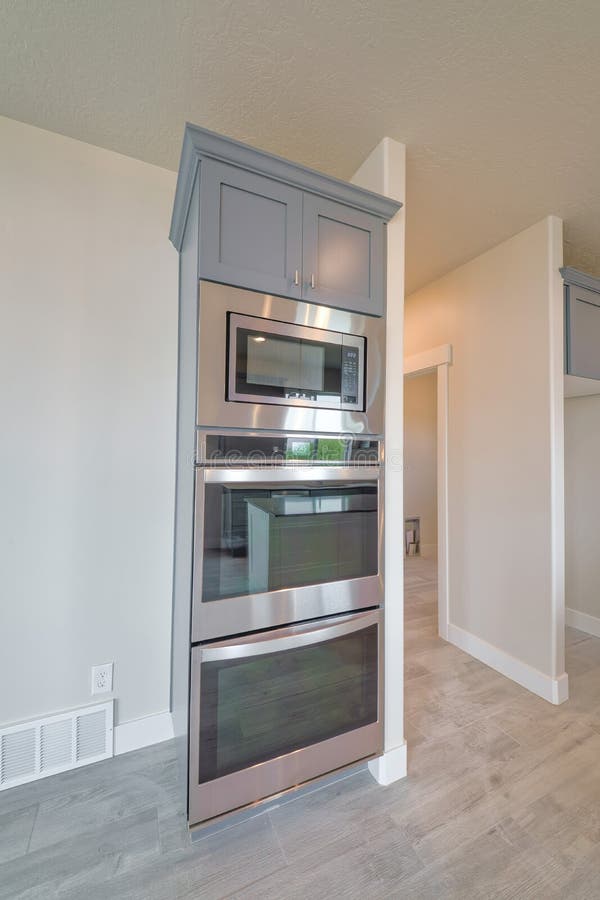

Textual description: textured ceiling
[3,0,600,292]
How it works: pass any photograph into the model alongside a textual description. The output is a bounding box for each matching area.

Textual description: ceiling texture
[3,0,600,293]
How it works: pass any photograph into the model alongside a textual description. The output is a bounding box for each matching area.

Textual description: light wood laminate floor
[3,556,600,898]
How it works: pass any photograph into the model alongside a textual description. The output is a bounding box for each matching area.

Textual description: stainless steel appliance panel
[188,608,384,825]
[192,465,384,642]
[196,430,382,466]
[197,281,385,434]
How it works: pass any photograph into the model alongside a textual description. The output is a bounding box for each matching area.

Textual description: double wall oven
[189,283,385,826]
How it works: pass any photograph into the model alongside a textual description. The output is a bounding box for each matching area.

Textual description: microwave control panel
[341,345,360,406]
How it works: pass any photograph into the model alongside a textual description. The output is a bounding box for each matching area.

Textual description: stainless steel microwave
[197,281,385,434]
[227,312,365,412]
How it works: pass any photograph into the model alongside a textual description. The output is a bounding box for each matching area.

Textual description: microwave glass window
[201,481,378,602]
[236,326,341,401]
[198,624,378,783]
[246,335,325,392]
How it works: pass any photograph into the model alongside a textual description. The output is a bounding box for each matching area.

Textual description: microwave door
[227,312,364,412]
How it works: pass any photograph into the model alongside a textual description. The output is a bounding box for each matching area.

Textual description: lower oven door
[189,608,383,826]
[193,465,383,642]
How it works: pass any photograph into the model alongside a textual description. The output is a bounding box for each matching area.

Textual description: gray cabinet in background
[562,267,600,381]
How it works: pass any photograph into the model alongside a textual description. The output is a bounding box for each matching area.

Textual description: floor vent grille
[0,701,113,791]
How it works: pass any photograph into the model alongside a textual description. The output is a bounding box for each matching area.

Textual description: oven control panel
[199,432,381,465]
[341,346,360,406]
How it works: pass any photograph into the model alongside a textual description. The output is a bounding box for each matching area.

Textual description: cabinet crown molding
[560,266,600,294]
[169,122,402,251]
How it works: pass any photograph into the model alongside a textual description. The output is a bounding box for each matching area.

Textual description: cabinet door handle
[293,269,300,286]
[310,273,316,289]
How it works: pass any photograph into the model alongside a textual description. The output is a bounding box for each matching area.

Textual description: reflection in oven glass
[203,434,380,465]
[202,482,378,602]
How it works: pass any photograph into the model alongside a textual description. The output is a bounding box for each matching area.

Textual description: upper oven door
[197,282,385,435]
[227,312,365,412]
[192,465,383,642]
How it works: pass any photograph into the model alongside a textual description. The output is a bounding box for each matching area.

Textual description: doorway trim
[404,344,452,640]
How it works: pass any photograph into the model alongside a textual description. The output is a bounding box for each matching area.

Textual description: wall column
[352,138,407,784]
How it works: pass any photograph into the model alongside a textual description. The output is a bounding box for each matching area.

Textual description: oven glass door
[189,610,382,822]
[199,470,379,604]
[228,312,365,412]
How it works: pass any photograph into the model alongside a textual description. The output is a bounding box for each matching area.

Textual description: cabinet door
[302,194,385,315]
[566,284,600,380]
[199,159,302,298]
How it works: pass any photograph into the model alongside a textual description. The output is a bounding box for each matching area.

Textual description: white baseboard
[114,711,174,756]
[566,607,600,639]
[447,623,569,705]
[368,742,407,786]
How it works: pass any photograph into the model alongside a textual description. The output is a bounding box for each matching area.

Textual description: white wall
[405,217,567,701]
[0,116,178,733]
[352,137,407,783]
[404,372,437,557]
[565,395,600,632]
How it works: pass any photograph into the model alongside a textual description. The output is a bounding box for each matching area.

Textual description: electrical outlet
[91,663,113,695]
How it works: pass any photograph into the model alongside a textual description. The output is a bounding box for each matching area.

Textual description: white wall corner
[368,743,407,786]
[352,137,406,760]
[113,711,174,755]
[548,215,566,681]
[351,137,405,203]
[350,141,386,197]
[566,608,600,640]
[447,624,569,705]
[552,672,570,705]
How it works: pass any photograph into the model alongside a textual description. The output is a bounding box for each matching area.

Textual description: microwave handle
[202,466,380,484]
[200,610,379,663]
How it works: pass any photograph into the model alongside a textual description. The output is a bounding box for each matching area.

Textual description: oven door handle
[200,609,380,662]
[202,466,380,484]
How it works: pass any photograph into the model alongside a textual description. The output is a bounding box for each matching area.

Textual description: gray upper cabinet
[199,159,303,299]
[302,194,384,315]
[199,164,385,315]
[562,268,600,380]
[170,123,401,316]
